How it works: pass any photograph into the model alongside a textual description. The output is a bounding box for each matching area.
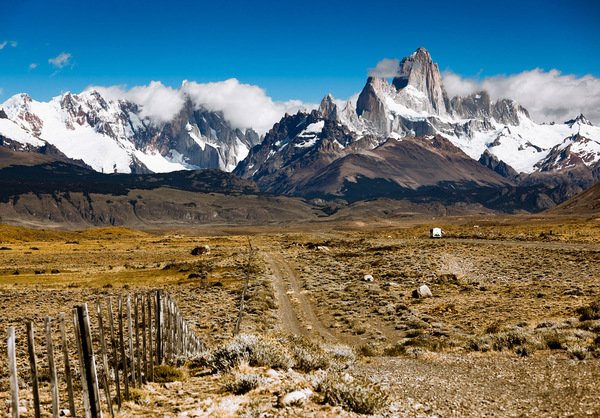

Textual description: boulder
[191,245,210,256]
[279,388,313,407]
[363,274,374,282]
[412,284,432,298]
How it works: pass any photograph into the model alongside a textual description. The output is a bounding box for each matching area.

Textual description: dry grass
[0,219,599,416]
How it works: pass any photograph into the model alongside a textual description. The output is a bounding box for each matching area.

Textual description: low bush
[153,365,184,382]
[210,335,292,372]
[224,373,263,394]
[285,336,331,372]
[316,373,388,414]
[577,300,600,321]
[123,388,145,403]
[565,342,588,360]
[469,329,538,356]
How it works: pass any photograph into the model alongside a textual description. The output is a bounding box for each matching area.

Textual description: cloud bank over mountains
[442,69,600,124]
[88,79,316,134]
[366,57,600,125]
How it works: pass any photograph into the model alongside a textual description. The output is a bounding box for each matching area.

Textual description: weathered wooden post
[45,317,60,418]
[74,304,103,418]
[147,293,154,381]
[126,295,137,387]
[134,295,141,386]
[26,321,41,418]
[59,313,76,418]
[7,326,19,418]
[155,290,162,365]
[107,297,122,408]
[141,293,148,383]
[118,296,129,400]
[95,300,114,417]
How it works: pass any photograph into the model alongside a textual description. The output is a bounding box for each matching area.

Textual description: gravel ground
[353,352,600,417]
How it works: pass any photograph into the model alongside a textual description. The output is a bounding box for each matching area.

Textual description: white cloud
[441,71,480,98]
[48,52,72,68]
[182,79,315,134]
[90,81,185,124]
[443,69,600,124]
[28,63,38,70]
[368,58,401,78]
[87,79,316,133]
[0,40,16,50]
[0,87,4,95]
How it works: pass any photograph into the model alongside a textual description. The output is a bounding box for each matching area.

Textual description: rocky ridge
[0,90,261,174]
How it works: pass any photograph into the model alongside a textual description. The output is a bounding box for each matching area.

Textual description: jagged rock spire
[392,47,449,115]
[318,94,338,121]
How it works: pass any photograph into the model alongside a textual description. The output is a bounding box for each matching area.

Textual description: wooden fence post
[118,296,129,400]
[95,300,114,417]
[7,326,19,418]
[45,316,60,418]
[74,304,103,418]
[126,295,137,387]
[141,294,147,384]
[59,313,76,418]
[134,295,141,386]
[155,290,162,365]
[107,297,121,409]
[26,321,41,418]
[147,293,154,381]
[164,296,170,364]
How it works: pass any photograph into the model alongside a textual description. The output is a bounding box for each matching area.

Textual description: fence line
[3,290,203,418]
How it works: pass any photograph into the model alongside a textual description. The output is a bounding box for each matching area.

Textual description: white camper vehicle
[430,227,442,238]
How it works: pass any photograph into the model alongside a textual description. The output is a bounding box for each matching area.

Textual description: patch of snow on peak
[134,149,197,173]
[186,122,207,151]
[295,121,324,148]
[0,118,46,147]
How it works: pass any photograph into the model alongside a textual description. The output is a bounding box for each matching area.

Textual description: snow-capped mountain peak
[565,113,593,128]
[0,89,261,174]
[391,47,449,116]
[315,48,600,174]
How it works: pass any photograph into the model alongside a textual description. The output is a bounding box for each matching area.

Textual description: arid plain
[0,215,599,417]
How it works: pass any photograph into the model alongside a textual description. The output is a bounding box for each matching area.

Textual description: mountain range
[1,47,599,215]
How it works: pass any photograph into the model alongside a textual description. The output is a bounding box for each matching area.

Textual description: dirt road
[262,251,340,342]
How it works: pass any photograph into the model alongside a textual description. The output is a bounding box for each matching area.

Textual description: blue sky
[1,0,599,104]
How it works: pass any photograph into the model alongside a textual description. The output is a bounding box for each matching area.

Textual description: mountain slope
[235,108,512,203]
[0,161,257,202]
[547,181,600,216]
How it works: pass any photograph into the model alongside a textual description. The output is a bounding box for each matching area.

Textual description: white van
[430,227,442,238]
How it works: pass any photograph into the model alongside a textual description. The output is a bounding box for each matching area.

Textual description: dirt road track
[263,251,339,342]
